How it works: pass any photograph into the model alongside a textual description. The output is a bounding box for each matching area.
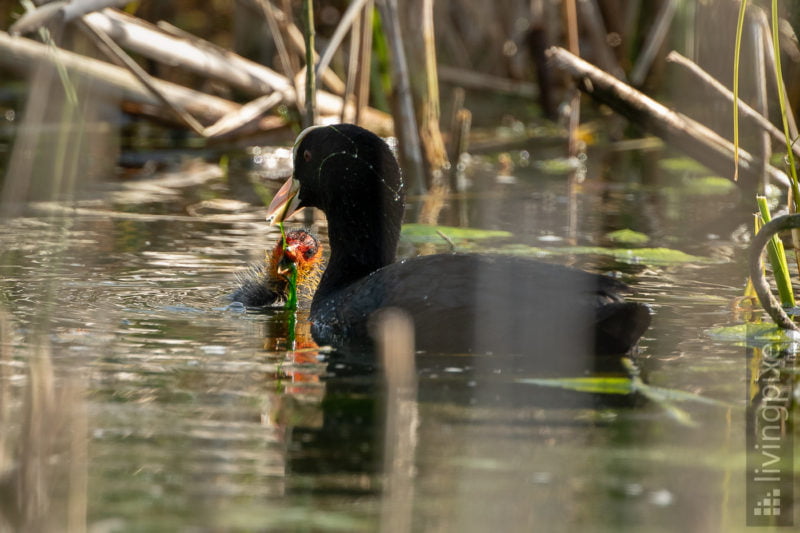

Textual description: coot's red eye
[303,149,312,162]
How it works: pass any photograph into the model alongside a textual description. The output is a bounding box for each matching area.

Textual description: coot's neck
[312,189,404,305]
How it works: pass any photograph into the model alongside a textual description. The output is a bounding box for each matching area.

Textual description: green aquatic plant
[517,359,730,427]
[706,322,798,346]
[734,1,800,327]
[732,0,746,182]
[605,229,650,246]
[495,243,715,266]
[756,196,794,307]
[400,223,512,244]
[278,222,299,311]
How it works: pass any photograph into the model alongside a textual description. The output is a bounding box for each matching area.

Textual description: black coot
[267,124,650,358]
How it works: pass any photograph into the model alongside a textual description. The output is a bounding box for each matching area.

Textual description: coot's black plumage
[267,124,650,357]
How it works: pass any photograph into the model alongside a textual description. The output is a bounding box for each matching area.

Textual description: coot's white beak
[266,177,302,225]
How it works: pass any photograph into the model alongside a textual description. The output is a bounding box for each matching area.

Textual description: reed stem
[303,0,316,127]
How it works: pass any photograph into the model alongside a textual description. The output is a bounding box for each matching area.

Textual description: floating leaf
[532,157,582,175]
[518,364,730,428]
[490,243,554,257]
[517,376,729,407]
[605,229,650,246]
[635,383,730,408]
[493,244,715,266]
[516,376,634,394]
[403,226,713,266]
[658,157,710,175]
[706,322,800,345]
[595,246,715,265]
[681,176,737,196]
[401,223,512,244]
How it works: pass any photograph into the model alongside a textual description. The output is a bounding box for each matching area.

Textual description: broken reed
[756,195,795,308]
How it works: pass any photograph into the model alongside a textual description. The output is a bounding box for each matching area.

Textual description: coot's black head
[269,124,404,218]
[267,124,406,294]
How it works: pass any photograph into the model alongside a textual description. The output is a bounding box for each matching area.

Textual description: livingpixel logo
[752,488,781,517]
[745,343,795,527]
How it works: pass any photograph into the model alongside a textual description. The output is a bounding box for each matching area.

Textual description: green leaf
[658,157,710,175]
[518,363,731,428]
[401,223,512,244]
[516,376,634,394]
[757,196,795,307]
[634,382,730,408]
[681,176,737,196]
[706,322,800,345]
[494,244,715,266]
[605,229,650,246]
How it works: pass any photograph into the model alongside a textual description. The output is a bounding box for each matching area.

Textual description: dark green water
[0,144,791,532]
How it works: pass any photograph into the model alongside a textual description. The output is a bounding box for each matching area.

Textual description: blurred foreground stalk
[0,312,88,532]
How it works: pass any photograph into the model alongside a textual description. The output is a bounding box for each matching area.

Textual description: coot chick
[231,229,323,308]
[267,124,651,357]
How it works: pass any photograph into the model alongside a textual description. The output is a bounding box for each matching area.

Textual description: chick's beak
[266,177,302,225]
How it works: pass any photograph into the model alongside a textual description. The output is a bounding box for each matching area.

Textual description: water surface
[0,145,775,532]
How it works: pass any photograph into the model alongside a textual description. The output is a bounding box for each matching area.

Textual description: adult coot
[267,124,650,357]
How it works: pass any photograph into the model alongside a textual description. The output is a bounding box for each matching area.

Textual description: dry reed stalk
[303,0,316,127]
[629,0,678,86]
[341,10,362,123]
[0,30,237,120]
[527,0,555,119]
[578,0,626,80]
[376,0,426,194]
[354,1,374,126]
[753,14,771,194]
[84,9,357,120]
[755,8,800,283]
[450,107,471,227]
[375,308,417,533]
[400,0,449,190]
[563,0,581,158]
[666,51,798,158]
[257,0,301,124]
[760,11,799,141]
[438,65,539,97]
[548,46,790,188]
[258,0,298,82]
[0,26,392,135]
[446,87,465,151]
[314,0,371,83]
[0,309,11,478]
[262,1,345,95]
[78,19,207,135]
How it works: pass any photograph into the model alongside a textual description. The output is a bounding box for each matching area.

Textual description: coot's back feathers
[310,253,649,356]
